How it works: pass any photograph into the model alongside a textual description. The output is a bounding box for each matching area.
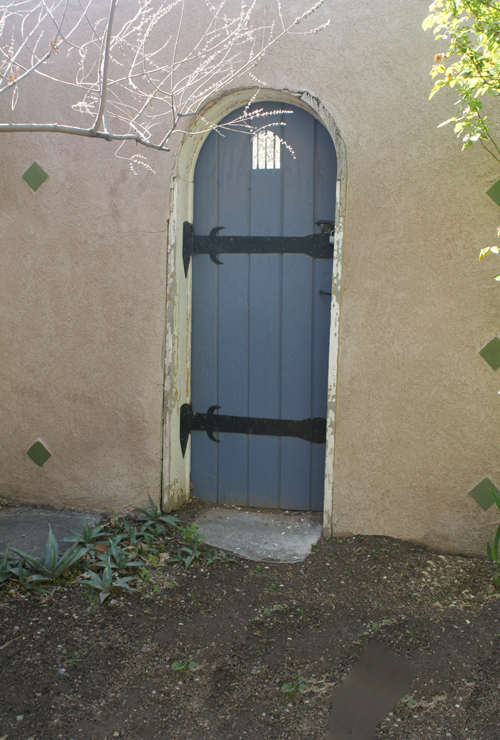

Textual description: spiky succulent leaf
[42,525,59,571]
[11,538,88,580]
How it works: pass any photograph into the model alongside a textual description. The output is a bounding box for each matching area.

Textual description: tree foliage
[423,0,500,164]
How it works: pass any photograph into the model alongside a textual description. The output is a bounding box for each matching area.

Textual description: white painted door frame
[161,88,346,537]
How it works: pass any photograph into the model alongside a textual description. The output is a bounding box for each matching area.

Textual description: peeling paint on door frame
[162,87,347,537]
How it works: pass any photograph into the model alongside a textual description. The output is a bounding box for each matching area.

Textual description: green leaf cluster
[10,526,89,585]
[171,658,197,675]
[134,496,180,533]
[281,672,307,696]
[168,524,237,569]
[85,560,136,603]
[423,0,500,162]
[0,498,238,598]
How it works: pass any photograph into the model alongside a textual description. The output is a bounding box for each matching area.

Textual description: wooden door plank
[191,131,219,501]
[248,117,282,508]
[217,122,251,504]
[280,254,314,510]
[248,254,281,508]
[280,108,315,510]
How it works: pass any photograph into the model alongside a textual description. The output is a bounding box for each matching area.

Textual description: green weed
[64,649,88,667]
[204,550,237,565]
[170,546,203,570]
[281,673,306,696]
[171,658,197,676]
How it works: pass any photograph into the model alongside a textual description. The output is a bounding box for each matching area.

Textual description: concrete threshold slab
[0,507,101,558]
[192,506,323,563]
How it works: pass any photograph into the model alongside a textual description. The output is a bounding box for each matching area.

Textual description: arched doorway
[162,89,346,533]
[188,102,336,510]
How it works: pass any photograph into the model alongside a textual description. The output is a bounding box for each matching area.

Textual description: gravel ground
[1,497,499,740]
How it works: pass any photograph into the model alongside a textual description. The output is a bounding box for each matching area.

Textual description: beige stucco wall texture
[1,0,499,555]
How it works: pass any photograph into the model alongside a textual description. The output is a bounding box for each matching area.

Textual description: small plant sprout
[86,586,99,611]
[281,673,307,696]
[64,649,88,667]
[170,546,203,570]
[361,619,394,636]
[204,550,237,565]
[179,524,206,547]
[148,553,159,571]
[171,658,197,676]
[401,694,416,708]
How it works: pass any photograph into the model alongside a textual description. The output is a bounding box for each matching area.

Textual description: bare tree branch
[90,0,116,133]
[0,0,330,162]
[0,119,170,147]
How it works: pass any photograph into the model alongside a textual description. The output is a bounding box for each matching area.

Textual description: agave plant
[85,559,136,603]
[9,558,47,593]
[119,518,137,542]
[62,517,111,546]
[106,538,144,571]
[134,496,180,533]
[0,547,12,585]
[120,519,156,548]
[10,525,88,584]
[0,547,49,594]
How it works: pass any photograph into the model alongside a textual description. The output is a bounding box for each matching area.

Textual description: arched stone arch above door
[162,89,346,536]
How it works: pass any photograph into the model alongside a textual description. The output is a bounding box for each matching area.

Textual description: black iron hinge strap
[180,403,326,457]
[183,222,334,276]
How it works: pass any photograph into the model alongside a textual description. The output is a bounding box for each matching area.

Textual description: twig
[0,636,20,650]
[91,0,117,134]
[0,122,170,150]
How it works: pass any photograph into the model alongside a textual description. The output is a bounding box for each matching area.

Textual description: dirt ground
[1,496,500,740]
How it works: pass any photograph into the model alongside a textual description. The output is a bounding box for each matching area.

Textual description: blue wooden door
[190,103,336,511]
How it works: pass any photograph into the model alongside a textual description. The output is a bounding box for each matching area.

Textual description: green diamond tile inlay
[479,336,500,370]
[487,178,500,207]
[22,162,49,192]
[26,441,51,468]
[469,477,500,510]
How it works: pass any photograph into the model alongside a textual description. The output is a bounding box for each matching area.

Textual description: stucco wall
[0,127,173,512]
[1,0,499,555]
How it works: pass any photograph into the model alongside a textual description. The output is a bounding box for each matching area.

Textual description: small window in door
[252,130,281,169]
